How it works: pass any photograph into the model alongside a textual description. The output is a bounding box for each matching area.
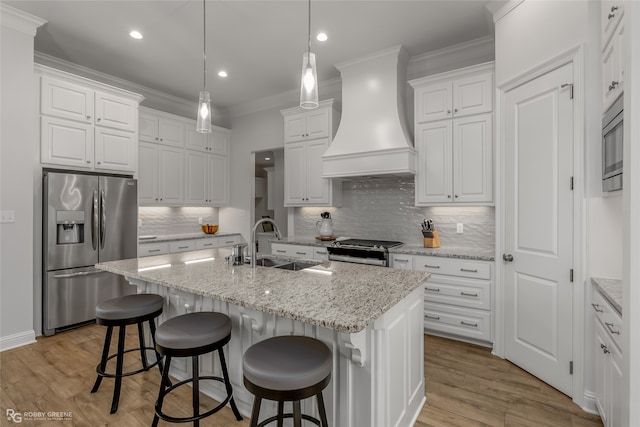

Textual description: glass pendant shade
[196,91,212,133]
[300,52,319,109]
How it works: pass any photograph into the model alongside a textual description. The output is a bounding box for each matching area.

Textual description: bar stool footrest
[95,347,161,378]
[257,413,321,427]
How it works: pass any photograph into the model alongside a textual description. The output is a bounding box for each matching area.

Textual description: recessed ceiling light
[218,70,228,78]
[264,157,271,161]
[316,33,328,42]
[129,30,143,40]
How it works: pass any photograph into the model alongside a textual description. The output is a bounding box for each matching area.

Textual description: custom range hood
[322,46,416,178]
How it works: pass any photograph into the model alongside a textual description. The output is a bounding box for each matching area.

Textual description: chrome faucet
[249,218,283,268]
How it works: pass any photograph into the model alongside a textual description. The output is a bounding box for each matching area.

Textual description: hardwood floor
[0,325,601,426]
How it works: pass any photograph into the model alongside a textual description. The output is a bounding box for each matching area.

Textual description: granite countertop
[274,237,495,261]
[96,248,429,333]
[139,232,241,244]
[591,277,622,315]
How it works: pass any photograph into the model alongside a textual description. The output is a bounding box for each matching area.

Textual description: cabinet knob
[97,162,101,165]
[447,110,451,114]
[86,160,91,164]
[608,81,619,91]
[608,12,615,19]
[160,138,164,141]
[455,194,459,198]
[155,198,158,201]
[160,198,163,201]
[454,108,458,113]
[591,303,603,313]
[97,118,101,121]
[447,195,451,198]
[611,5,619,12]
[155,137,159,141]
[503,253,514,262]
[603,347,610,354]
[87,115,91,119]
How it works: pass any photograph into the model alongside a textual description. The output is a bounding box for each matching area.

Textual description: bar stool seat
[152,311,242,427]
[91,293,165,414]
[243,336,332,427]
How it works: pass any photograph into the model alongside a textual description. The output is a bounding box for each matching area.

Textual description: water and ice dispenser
[56,210,85,244]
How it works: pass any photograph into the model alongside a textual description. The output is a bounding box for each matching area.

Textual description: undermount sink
[254,258,320,271]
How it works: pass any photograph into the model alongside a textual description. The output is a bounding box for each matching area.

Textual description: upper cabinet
[38,66,142,173]
[410,63,494,206]
[138,107,230,207]
[414,71,492,123]
[601,2,625,111]
[281,100,342,207]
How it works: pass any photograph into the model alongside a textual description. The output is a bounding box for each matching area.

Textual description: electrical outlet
[198,217,203,225]
[456,223,464,233]
[0,211,15,223]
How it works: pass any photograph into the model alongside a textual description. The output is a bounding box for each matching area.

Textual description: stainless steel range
[326,239,404,267]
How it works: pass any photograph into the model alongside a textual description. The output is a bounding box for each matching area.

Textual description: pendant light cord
[307,0,311,63]
[203,0,207,91]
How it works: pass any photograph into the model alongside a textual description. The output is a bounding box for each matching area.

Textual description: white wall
[0,6,44,350]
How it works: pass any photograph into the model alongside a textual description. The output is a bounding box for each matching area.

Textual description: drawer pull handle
[603,347,610,354]
[203,243,213,247]
[460,291,479,297]
[460,268,478,273]
[315,251,325,254]
[225,240,234,244]
[425,287,440,292]
[424,264,440,269]
[276,250,287,253]
[149,249,161,253]
[591,303,603,313]
[395,259,410,263]
[425,314,440,320]
[460,321,478,327]
[295,252,307,255]
[605,322,621,335]
[178,246,189,249]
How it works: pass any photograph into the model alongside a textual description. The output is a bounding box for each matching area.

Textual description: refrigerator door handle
[100,189,106,249]
[53,269,104,279]
[92,190,99,250]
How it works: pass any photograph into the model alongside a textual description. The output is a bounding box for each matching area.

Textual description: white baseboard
[0,330,36,352]
[582,390,600,415]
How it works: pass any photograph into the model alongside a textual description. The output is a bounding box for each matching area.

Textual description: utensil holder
[423,230,441,248]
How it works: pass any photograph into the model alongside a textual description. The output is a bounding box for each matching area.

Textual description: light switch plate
[0,211,15,223]
[456,223,464,233]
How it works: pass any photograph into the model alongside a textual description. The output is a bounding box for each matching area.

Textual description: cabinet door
[170,240,196,253]
[185,127,209,152]
[158,146,184,204]
[313,247,328,261]
[41,116,93,169]
[305,138,330,205]
[158,118,185,147]
[95,92,137,132]
[415,82,452,123]
[602,21,625,112]
[391,254,414,270]
[594,321,609,425]
[209,154,229,206]
[219,235,242,247]
[94,127,136,172]
[306,108,330,139]
[284,142,306,205]
[601,2,624,50]
[453,114,493,203]
[610,342,623,427]
[209,127,229,155]
[196,238,219,250]
[284,113,308,143]
[184,150,208,205]
[40,76,93,124]
[452,72,493,118]
[138,142,159,204]
[139,112,159,143]
[415,121,452,204]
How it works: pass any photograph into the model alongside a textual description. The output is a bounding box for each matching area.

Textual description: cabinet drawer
[219,235,242,247]
[290,246,314,258]
[271,243,290,256]
[424,302,491,342]
[139,242,169,257]
[592,289,622,349]
[424,275,491,310]
[413,256,490,279]
[391,254,414,270]
[312,247,328,261]
[196,238,219,250]
[169,240,196,253]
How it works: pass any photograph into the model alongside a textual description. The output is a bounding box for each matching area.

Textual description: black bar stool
[91,293,165,414]
[243,335,332,427]
[152,311,242,427]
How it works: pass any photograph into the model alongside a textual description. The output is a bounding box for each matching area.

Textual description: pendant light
[300,0,319,109]
[196,0,212,133]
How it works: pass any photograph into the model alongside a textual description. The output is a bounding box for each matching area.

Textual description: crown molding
[0,3,46,36]
[491,0,525,23]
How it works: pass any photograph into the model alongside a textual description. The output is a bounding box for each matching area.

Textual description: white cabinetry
[138,107,230,207]
[270,243,327,261]
[281,100,342,207]
[392,253,493,345]
[38,67,142,173]
[601,3,625,111]
[410,63,494,206]
[592,288,623,427]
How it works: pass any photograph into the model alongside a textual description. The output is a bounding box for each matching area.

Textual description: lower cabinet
[391,253,493,345]
[592,288,623,427]
[270,243,327,261]
[138,235,243,257]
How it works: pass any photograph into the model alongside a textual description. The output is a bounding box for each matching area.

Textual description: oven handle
[328,254,387,267]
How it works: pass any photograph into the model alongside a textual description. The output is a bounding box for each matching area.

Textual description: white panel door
[139,113,159,143]
[415,121,452,204]
[41,116,93,169]
[185,127,209,152]
[415,82,452,123]
[158,146,184,204]
[503,62,574,396]
[94,127,136,172]
[95,92,137,132]
[305,108,330,140]
[284,113,307,143]
[40,76,93,123]
[452,72,493,118]
[138,142,159,204]
[305,138,330,204]
[185,150,208,205]
[158,118,185,147]
[209,128,229,155]
[209,154,229,206]
[284,142,305,205]
[453,113,493,203]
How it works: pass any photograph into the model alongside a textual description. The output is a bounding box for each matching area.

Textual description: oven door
[327,247,388,266]
[602,100,623,192]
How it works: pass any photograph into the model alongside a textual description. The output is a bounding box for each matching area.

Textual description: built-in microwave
[602,95,623,192]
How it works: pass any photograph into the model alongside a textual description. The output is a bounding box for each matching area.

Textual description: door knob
[503,253,514,262]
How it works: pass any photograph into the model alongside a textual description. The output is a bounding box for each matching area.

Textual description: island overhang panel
[96,248,429,427]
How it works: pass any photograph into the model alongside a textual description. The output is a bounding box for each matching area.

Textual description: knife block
[423,230,441,248]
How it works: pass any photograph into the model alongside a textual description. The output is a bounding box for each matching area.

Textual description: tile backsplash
[294,177,494,249]
[138,207,218,236]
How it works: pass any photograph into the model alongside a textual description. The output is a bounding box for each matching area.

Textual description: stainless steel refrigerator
[43,170,137,336]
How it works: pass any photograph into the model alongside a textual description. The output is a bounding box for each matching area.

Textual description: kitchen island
[96,248,429,427]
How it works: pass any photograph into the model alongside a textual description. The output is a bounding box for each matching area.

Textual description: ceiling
[7,0,503,111]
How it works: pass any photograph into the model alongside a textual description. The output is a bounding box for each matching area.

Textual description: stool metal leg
[249,396,262,427]
[293,401,302,427]
[152,354,172,427]
[91,325,113,393]
[218,347,242,421]
[148,318,166,379]
[277,401,284,427]
[193,355,200,427]
[110,325,127,414]
[317,392,328,427]
[137,321,149,369]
